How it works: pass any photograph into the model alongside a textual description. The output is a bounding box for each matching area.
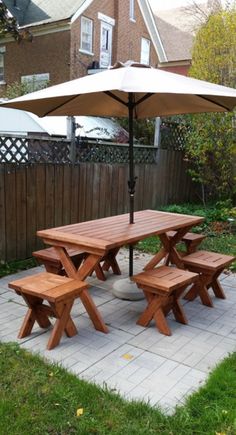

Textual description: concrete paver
[0,249,235,414]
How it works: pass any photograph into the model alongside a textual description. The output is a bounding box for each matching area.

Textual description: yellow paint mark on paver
[121,353,134,361]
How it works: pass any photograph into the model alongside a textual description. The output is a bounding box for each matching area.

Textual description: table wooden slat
[37,210,203,254]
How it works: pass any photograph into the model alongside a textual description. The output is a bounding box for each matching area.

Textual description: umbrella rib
[197,94,230,111]
[43,94,80,116]
[104,91,128,107]
[135,93,154,106]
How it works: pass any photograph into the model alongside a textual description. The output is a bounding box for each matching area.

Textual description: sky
[148,0,234,10]
[149,0,199,10]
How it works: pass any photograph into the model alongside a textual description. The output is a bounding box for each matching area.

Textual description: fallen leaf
[76,408,84,417]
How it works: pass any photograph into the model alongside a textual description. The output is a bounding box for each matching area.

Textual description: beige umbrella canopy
[2,61,236,275]
[2,62,236,118]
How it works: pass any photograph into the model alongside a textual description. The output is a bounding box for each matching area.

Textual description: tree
[0,1,19,39]
[117,118,155,145]
[185,8,236,204]
[0,1,32,41]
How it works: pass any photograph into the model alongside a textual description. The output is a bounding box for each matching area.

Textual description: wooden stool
[167,231,206,255]
[9,272,108,350]
[132,266,198,336]
[33,247,121,281]
[33,247,85,274]
[183,250,235,307]
[33,247,107,281]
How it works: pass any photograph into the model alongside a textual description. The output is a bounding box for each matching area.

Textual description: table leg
[102,248,121,275]
[137,295,163,327]
[55,247,108,333]
[47,299,76,350]
[79,289,108,333]
[159,227,193,269]
[18,294,51,338]
[184,274,214,307]
[211,270,226,299]
[144,226,193,271]
[144,248,167,271]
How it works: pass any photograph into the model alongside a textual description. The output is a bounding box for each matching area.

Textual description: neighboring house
[0,0,160,96]
[149,0,222,76]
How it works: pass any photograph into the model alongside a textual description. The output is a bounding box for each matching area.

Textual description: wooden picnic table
[37,209,203,334]
[37,209,204,279]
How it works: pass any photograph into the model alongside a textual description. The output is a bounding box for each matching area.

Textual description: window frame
[21,73,50,92]
[129,0,135,21]
[140,37,151,65]
[80,16,93,55]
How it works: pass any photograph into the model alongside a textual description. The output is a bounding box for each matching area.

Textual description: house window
[140,38,150,65]
[80,16,93,53]
[21,73,50,92]
[0,46,6,82]
[129,0,135,21]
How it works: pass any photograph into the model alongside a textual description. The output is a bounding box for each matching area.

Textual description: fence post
[67,116,76,164]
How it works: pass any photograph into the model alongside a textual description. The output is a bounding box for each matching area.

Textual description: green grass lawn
[0,342,236,435]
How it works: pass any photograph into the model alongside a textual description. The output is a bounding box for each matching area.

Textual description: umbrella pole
[128,93,135,277]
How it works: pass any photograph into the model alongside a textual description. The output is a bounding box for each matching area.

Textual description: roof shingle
[3,0,86,26]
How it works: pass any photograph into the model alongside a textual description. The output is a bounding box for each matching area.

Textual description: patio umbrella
[2,61,236,275]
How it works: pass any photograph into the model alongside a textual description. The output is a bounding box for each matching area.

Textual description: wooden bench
[9,272,108,350]
[33,247,121,281]
[132,266,198,336]
[182,250,235,307]
[167,231,206,254]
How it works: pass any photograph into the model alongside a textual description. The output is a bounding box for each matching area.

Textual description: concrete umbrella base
[112,277,145,301]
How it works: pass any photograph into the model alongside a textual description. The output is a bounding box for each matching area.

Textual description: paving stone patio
[0,248,235,414]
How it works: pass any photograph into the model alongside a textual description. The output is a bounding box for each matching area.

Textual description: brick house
[0,0,162,96]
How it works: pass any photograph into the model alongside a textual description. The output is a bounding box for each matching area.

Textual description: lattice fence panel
[0,135,158,164]
[28,138,70,163]
[0,136,28,163]
[76,141,157,163]
[160,121,190,151]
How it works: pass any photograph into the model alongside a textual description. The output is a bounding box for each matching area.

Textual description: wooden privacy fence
[0,151,195,262]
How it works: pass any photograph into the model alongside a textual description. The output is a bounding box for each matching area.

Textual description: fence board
[0,166,6,260]
[70,166,80,224]
[54,164,64,227]
[78,163,86,222]
[99,164,108,219]
[62,165,71,225]
[26,165,37,257]
[35,165,46,250]
[89,163,100,220]
[45,165,55,229]
[117,165,127,215]
[5,165,17,260]
[16,167,27,259]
